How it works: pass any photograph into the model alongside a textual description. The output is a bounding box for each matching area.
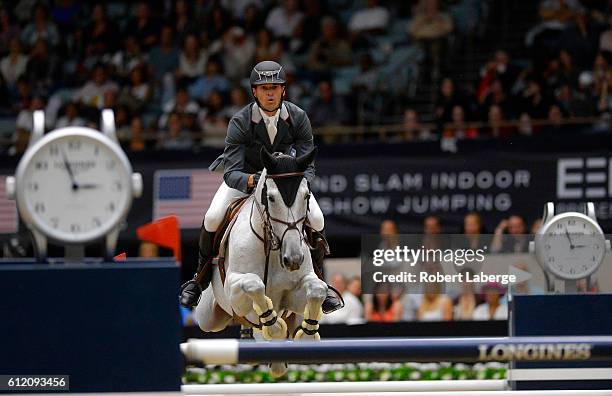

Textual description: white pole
[182,380,506,394]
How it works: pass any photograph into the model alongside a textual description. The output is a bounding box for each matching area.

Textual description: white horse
[194,148,328,376]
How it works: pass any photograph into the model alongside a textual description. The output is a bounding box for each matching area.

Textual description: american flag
[153,169,222,229]
[0,176,18,234]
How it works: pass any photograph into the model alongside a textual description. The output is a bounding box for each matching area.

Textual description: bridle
[249,171,312,288]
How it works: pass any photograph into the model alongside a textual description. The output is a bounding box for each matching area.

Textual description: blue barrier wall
[512,294,612,390]
[0,258,182,393]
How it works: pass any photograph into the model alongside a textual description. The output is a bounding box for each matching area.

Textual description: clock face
[17,130,131,243]
[537,214,606,280]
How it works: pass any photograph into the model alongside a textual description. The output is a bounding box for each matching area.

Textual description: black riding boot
[311,230,345,314]
[179,229,215,308]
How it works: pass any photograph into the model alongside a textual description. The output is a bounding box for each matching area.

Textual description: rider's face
[253,84,284,114]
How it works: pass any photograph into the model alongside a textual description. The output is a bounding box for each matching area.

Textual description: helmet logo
[254,66,283,83]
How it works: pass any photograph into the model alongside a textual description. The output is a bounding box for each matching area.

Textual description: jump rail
[181,336,612,365]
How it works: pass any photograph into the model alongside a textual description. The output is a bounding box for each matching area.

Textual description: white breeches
[203,181,325,232]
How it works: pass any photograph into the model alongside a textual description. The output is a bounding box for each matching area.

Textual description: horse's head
[257,147,317,271]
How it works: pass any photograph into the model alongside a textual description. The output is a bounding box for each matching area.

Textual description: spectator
[409,0,453,80]
[158,112,192,150]
[321,274,364,324]
[265,0,303,39]
[477,50,519,95]
[458,212,490,250]
[401,109,431,141]
[160,87,200,129]
[531,218,543,234]
[221,27,256,83]
[435,78,460,122]
[454,273,477,320]
[306,17,352,71]
[148,25,179,101]
[221,0,264,21]
[254,28,274,64]
[0,7,20,55]
[127,2,159,50]
[294,0,325,54]
[110,35,148,80]
[85,4,120,57]
[242,4,264,35]
[188,58,230,103]
[177,34,208,83]
[0,38,28,90]
[443,105,478,139]
[417,282,453,321]
[557,10,602,70]
[73,63,119,110]
[20,3,60,48]
[118,65,152,113]
[518,78,548,119]
[200,90,226,145]
[204,5,231,41]
[473,282,507,320]
[367,283,402,322]
[127,116,146,152]
[541,103,571,135]
[55,102,85,128]
[348,0,389,35]
[309,80,351,127]
[25,39,60,96]
[172,0,197,43]
[480,79,511,119]
[16,95,47,133]
[139,241,159,258]
[491,215,529,253]
[220,86,249,120]
[483,105,515,138]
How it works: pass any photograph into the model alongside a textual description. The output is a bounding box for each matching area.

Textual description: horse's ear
[260,146,276,172]
[296,147,317,171]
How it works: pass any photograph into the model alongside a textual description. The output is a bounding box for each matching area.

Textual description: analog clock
[6,110,142,259]
[532,202,610,283]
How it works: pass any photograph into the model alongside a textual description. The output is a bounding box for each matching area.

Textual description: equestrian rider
[179,60,343,313]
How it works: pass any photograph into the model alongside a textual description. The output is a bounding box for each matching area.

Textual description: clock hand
[61,150,79,191]
[564,227,575,249]
[78,183,100,189]
[573,244,587,248]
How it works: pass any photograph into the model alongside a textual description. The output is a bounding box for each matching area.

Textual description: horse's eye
[268,195,275,203]
[305,193,310,200]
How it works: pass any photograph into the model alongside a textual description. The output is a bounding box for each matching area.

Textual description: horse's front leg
[227,272,287,341]
[294,274,327,340]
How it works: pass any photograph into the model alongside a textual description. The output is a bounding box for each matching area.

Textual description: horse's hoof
[262,316,287,340]
[269,362,288,378]
[294,328,320,341]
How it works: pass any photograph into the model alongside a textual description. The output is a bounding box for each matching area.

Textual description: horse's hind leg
[194,286,232,332]
[228,272,287,341]
[294,275,327,340]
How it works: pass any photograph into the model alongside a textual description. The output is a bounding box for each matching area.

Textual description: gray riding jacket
[209,101,316,193]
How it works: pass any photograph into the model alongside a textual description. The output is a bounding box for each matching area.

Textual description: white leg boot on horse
[230,272,287,341]
[293,274,327,340]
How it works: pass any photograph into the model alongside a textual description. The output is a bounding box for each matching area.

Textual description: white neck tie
[264,114,278,145]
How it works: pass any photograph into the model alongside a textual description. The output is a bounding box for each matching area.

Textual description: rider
[179,60,343,313]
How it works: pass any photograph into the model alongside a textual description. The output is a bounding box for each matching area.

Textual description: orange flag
[137,215,182,263]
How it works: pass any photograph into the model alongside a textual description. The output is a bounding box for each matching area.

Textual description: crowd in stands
[2,0,610,154]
